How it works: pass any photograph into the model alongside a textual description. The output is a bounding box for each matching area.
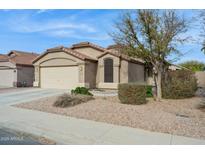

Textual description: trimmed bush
[53,93,93,108]
[118,83,146,105]
[71,87,93,96]
[146,85,153,97]
[162,70,197,99]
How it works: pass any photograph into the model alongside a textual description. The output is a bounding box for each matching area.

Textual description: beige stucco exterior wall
[33,49,146,89]
[195,71,205,87]
[0,61,17,87]
[16,65,34,87]
[39,58,78,67]
[85,61,97,88]
[97,54,145,89]
[33,66,40,86]
[33,52,82,66]
[0,61,16,69]
[120,60,128,83]
[73,47,103,59]
[128,62,145,83]
[97,54,120,89]
[33,51,86,87]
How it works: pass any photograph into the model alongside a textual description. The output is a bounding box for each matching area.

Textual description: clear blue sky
[0,9,204,64]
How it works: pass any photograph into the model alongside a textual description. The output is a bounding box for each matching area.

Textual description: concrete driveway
[0,88,66,106]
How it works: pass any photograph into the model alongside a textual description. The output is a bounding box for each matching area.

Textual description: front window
[104,58,113,82]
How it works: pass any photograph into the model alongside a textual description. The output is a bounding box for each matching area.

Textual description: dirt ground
[15,95,205,140]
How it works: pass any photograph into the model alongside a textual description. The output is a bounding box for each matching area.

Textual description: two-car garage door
[40,66,79,89]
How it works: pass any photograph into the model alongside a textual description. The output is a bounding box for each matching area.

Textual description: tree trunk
[156,71,162,101]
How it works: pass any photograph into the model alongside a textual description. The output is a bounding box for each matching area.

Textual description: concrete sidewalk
[0,106,204,145]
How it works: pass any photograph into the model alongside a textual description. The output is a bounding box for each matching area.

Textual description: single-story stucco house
[0,50,38,87]
[33,42,146,89]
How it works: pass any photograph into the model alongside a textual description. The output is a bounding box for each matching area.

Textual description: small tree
[179,60,205,72]
[111,10,188,101]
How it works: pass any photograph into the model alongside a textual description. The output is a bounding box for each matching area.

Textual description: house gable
[71,42,105,59]
[6,50,38,66]
[33,50,83,66]
[73,47,103,59]
[98,50,145,65]
[98,52,120,67]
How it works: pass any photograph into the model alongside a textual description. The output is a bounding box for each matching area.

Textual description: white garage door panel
[40,66,79,89]
[0,69,14,87]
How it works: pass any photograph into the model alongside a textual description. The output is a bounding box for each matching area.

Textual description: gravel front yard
[14,95,205,140]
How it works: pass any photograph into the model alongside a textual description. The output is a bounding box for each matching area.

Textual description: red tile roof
[71,42,105,52]
[72,42,144,64]
[0,50,39,66]
[33,42,144,64]
[98,49,145,64]
[107,44,126,51]
[63,47,97,61]
[0,54,8,61]
[33,46,97,63]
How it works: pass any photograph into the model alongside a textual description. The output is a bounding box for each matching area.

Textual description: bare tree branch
[110,10,188,100]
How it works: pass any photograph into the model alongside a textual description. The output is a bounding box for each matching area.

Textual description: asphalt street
[0,128,41,145]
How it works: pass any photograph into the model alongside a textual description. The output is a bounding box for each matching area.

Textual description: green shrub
[71,87,93,96]
[53,93,93,108]
[118,83,146,105]
[146,85,153,97]
[162,70,197,99]
[179,60,205,72]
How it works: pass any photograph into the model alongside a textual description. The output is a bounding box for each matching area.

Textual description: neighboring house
[0,50,38,87]
[168,64,184,70]
[33,42,146,89]
[195,71,205,88]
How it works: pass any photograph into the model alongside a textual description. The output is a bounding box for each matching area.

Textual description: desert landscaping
[1,9,205,145]
[15,94,205,140]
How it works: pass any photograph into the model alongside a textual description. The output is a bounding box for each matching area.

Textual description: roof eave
[33,47,97,64]
[71,42,105,52]
[98,51,145,64]
[16,63,33,67]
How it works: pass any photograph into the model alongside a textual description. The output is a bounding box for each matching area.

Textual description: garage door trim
[40,64,78,68]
